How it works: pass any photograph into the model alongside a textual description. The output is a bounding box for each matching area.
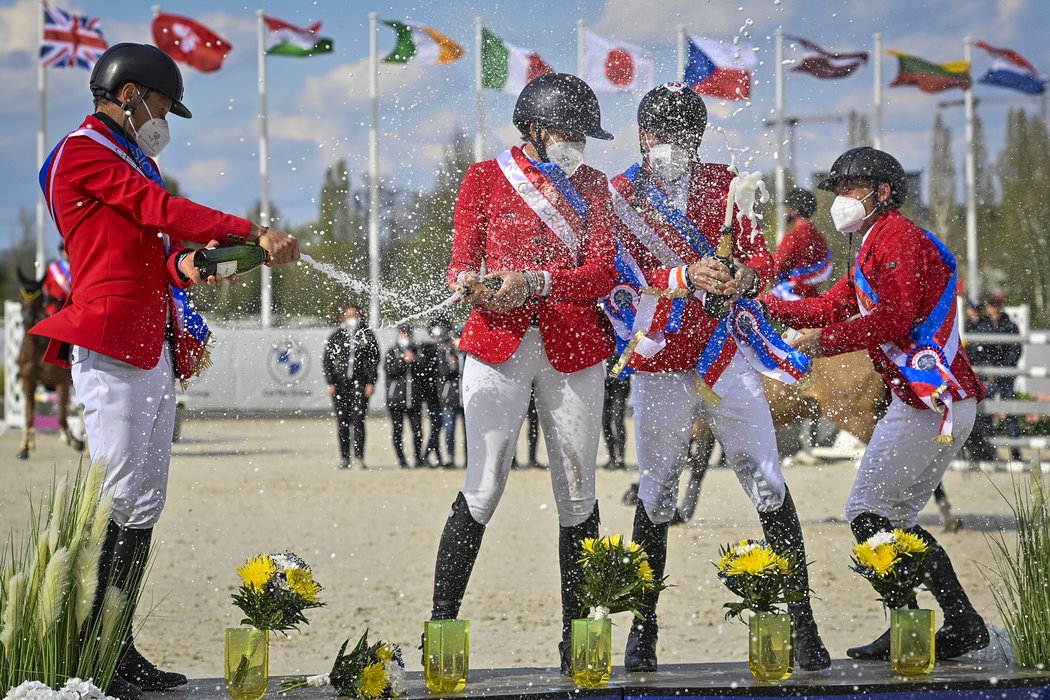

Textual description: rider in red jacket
[769,187,832,300]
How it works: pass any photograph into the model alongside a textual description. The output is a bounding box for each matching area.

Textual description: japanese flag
[583,29,654,92]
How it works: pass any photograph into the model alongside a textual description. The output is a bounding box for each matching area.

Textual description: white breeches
[460,328,603,527]
[847,395,976,528]
[632,353,786,524]
[72,345,177,528]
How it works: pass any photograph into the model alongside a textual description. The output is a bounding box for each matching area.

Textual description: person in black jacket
[386,323,425,468]
[323,301,380,469]
[973,295,1024,460]
[418,319,448,467]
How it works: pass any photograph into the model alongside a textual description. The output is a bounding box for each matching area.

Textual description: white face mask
[343,317,359,330]
[546,138,586,177]
[397,336,410,348]
[130,101,170,157]
[830,191,875,233]
[649,143,692,182]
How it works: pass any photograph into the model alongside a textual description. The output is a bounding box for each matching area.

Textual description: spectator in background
[385,323,425,468]
[602,353,631,470]
[974,295,1023,461]
[418,319,446,467]
[769,187,833,301]
[438,325,466,468]
[42,241,72,317]
[323,301,380,470]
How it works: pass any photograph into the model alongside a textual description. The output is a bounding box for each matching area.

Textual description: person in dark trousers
[602,353,631,470]
[385,323,425,468]
[973,295,1024,461]
[418,320,447,467]
[434,321,464,467]
[323,301,379,470]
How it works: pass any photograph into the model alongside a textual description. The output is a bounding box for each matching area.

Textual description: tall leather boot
[758,488,831,671]
[624,503,668,672]
[557,502,600,675]
[846,512,900,661]
[431,493,486,620]
[103,521,188,691]
[909,526,989,658]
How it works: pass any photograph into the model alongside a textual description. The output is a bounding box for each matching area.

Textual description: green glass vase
[225,627,268,700]
[748,611,793,682]
[424,619,470,693]
[571,617,612,688]
[891,608,935,676]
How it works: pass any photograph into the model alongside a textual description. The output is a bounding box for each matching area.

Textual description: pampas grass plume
[36,546,71,638]
[0,571,27,652]
[98,586,127,659]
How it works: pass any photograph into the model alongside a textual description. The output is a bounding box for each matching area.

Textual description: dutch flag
[976,40,1046,95]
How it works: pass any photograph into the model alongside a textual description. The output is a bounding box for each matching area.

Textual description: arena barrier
[148,658,1050,700]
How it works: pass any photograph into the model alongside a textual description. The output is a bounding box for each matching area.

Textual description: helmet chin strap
[526,123,550,162]
[118,86,149,135]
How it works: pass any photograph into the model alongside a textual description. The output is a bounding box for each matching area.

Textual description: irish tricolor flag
[382,20,463,65]
[264,15,332,57]
[481,28,552,93]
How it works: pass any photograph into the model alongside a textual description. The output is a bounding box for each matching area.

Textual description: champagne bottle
[701,233,737,319]
[193,245,270,277]
[468,276,503,296]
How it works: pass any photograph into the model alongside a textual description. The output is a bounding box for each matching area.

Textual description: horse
[15,268,84,459]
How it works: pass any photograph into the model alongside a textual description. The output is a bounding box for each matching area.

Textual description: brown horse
[15,268,84,459]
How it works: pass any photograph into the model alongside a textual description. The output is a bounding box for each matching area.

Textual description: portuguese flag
[382,20,463,65]
[481,27,552,94]
[264,16,332,57]
[889,51,971,93]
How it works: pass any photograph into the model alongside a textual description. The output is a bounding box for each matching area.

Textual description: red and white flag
[787,36,868,79]
[152,13,232,73]
[583,29,654,93]
[39,3,107,70]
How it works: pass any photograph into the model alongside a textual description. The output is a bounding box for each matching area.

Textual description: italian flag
[382,20,463,65]
[264,15,333,57]
[889,51,971,93]
[481,28,553,94]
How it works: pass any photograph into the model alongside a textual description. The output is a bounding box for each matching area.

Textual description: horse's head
[17,267,46,325]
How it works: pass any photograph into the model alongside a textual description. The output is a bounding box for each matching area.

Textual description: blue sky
[1,0,1047,251]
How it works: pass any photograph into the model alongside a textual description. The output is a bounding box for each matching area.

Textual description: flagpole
[256,10,272,328]
[576,20,584,76]
[474,16,483,163]
[677,25,686,80]
[873,33,883,149]
[36,0,46,276]
[774,27,786,244]
[367,12,381,328]
[963,36,979,304]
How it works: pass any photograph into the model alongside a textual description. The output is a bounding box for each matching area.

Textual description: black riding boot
[846,512,899,660]
[910,526,989,659]
[557,503,600,675]
[624,503,668,672]
[431,493,487,620]
[101,521,188,691]
[758,489,831,671]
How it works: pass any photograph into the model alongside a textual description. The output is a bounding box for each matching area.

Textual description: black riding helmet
[512,73,613,140]
[784,187,817,219]
[637,82,707,137]
[818,146,906,209]
[90,43,191,118]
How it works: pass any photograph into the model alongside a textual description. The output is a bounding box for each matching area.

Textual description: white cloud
[0,0,37,54]
[182,157,234,191]
[594,0,791,44]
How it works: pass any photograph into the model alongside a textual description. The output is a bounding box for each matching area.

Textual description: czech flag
[684,35,757,100]
[976,41,1046,95]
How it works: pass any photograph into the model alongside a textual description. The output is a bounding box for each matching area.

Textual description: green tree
[928,113,958,242]
[847,111,870,148]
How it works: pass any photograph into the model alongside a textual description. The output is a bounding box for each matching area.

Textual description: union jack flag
[39,3,108,70]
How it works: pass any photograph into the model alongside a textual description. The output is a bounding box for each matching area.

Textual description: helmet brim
[586,126,614,141]
[170,99,191,119]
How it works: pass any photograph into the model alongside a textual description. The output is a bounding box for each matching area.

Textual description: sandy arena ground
[0,414,1019,679]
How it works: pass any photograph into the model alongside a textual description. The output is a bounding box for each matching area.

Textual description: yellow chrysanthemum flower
[626,541,641,554]
[638,560,654,585]
[358,662,388,699]
[855,542,897,576]
[726,547,779,577]
[605,534,622,550]
[581,538,598,555]
[237,555,276,592]
[776,555,791,572]
[376,644,393,663]
[893,531,928,556]
[716,550,735,573]
[286,568,321,603]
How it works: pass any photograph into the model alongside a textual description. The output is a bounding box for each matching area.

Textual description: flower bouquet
[716,539,801,681]
[715,539,800,620]
[850,529,928,610]
[4,678,116,700]
[227,552,325,699]
[279,630,405,699]
[578,534,667,619]
[572,534,667,688]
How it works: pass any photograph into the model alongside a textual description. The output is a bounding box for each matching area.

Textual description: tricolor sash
[40,124,213,381]
[48,260,72,295]
[496,147,586,261]
[853,229,964,442]
[607,164,811,392]
[770,249,833,300]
